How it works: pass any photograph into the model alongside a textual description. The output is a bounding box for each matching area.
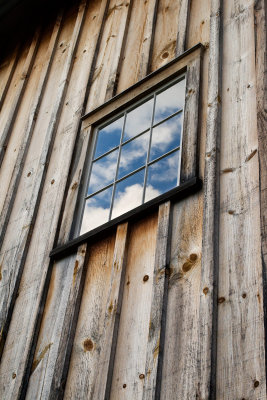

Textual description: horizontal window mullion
[152,108,183,129]
[92,144,120,162]
[85,182,114,200]
[148,146,180,166]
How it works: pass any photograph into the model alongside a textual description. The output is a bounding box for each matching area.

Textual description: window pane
[118,131,149,179]
[87,148,119,195]
[150,113,183,161]
[154,79,185,125]
[145,151,180,202]
[94,116,124,158]
[112,169,145,219]
[123,97,153,141]
[80,186,113,234]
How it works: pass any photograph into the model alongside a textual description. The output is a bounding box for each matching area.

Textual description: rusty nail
[123,384,127,388]
[143,275,149,282]
[139,374,145,379]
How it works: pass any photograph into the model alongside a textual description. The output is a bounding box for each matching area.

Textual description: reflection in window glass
[118,131,149,179]
[145,151,180,202]
[154,79,185,125]
[80,75,186,235]
[80,186,113,234]
[87,148,118,195]
[124,97,153,141]
[112,169,145,219]
[94,116,123,158]
[150,113,182,161]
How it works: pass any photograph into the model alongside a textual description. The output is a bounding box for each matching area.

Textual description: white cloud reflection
[80,183,161,234]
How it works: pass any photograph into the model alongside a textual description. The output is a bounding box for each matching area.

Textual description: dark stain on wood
[83,338,94,352]
[31,343,53,373]
[245,149,257,162]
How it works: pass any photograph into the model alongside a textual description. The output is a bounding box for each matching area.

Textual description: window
[50,44,203,257]
[79,77,186,235]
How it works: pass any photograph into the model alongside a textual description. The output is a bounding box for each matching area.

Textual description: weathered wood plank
[0,31,40,167]
[0,3,87,398]
[160,195,203,399]
[41,244,88,399]
[180,54,202,183]
[0,45,20,112]
[117,0,158,93]
[142,202,171,400]
[25,245,87,400]
[86,0,133,112]
[254,0,267,375]
[110,213,158,399]
[65,224,128,399]
[160,0,211,398]
[217,0,266,398]
[197,0,222,398]
[175,0,190,56]
[0,13,63,250]
[63,234,116,399]
[150,0,189,71]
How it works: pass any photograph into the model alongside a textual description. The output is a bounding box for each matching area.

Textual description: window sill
[50,177,202,260]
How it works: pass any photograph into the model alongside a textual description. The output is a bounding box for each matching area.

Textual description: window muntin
[79,75,186,235]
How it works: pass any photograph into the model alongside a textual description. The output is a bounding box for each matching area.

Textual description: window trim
[50,43,204,260]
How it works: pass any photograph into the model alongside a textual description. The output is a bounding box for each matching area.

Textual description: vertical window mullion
[108,111,127,221]
[142,92,156,204]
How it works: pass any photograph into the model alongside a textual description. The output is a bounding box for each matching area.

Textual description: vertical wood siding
[0,0,266,399]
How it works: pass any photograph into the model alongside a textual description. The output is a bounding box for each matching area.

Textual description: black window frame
[50,44,203,259]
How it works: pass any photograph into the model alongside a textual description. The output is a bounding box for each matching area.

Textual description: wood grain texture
[63,233,116,399]
[180,54,202,183]
[142,202,170,400]
[161,194,203,399]
[0,31,40,167]
[116,0,158,92]
[65,224,128,399]
[197,0,222,398]
[25,244,87,400]
[0,3,87,398]
[150,0,189,71]
[85,0,133,112]
[254,0,267,378]
[0,13,63,251]
[110,213,158,399]
[217,0,266,398]
[160,0,211,398]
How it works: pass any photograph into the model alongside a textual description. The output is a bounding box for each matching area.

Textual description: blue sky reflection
[145,151,180,202]
[80,186,113,234]
[94,116,124,158]
[150,113,182,161]
[88,148,118,195]
[154,79,185,125]
[124,97,153,141]
[118,131,149,179]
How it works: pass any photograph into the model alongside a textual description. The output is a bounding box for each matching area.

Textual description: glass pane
[87,148,118,195]
[94,116,124,158]
[150,113,183,161]
[112,169,145,219]
[145,151,180,202]
[123,97,153,141]
[154,79,185,125]
[80,186,113,234]
[118,131,149,179]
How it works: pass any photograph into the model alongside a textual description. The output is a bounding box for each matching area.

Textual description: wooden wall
[0,0,266,398]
